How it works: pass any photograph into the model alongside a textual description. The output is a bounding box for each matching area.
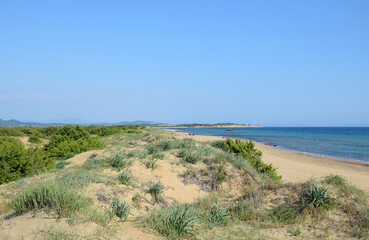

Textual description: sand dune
[169,129,369,191]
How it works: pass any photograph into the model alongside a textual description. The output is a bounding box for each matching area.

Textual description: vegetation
[147,181,165,203]
[108,198,132,222]
[10,182,91,218]
[28,135,42,144]
[303,180,336,208]
[221,138,281,180]
[0,137,53,184]
[118,170,132,185]
[147,204,197,239]
[0,127,368,240]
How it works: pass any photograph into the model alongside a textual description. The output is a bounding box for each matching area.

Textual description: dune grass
[10,181,91,217]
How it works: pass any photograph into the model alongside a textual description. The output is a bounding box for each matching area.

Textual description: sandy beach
[167,129,369,191]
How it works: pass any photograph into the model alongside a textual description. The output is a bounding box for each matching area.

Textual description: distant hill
[0,119,158,127]
[0,119,60,127]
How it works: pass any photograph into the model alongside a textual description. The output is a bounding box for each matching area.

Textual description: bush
[118,170,132,185]
[55,161,70,169]
[147,204,197,238]
[222,138,280,180]
[10,182,91,217]
[61,152,76,160]
[28,135,42,144]
[0,127,24,136]
[0,137,54,184]
[44,125,105,159]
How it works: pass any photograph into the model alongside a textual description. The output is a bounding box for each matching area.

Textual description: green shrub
[28,135,42,144]
[44,125,105,159]
[0,127,25,136]
[0,137,54,184]
[207,202,229,229]
[147,204,197,238]
[55,161,71,169]
[118,170,132,185]
[222,138,280,180]
[61,152,76,160]
[10,182,91,217]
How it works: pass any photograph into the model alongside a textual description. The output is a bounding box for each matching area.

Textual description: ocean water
[171,127,369,162]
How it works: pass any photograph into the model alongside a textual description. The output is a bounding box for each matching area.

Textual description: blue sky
[1,1,368,126]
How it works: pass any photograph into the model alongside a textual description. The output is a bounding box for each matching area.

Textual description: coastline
[161,124,260,128]
[166,128,369,191]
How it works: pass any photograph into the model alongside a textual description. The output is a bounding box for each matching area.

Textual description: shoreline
[166,128,369,191]
[160,124,260,128]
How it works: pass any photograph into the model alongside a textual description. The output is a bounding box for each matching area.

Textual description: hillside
[0,128,368,239]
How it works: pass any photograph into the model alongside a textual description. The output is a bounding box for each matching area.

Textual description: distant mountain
[0,118,158,127]
[0,119,61,127]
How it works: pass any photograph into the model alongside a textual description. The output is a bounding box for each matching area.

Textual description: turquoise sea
[171,127,369,163]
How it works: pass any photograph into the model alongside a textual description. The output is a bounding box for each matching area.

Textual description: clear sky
[1,1,368,126]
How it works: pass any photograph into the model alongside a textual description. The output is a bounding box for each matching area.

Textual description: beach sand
[167,129,369,191]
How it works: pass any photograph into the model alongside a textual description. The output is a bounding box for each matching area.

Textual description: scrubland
[0,127,368,239]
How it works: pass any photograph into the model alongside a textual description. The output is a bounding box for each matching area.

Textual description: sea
[171,127,369,163]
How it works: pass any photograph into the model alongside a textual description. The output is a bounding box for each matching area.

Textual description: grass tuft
[118,170,132,185]
[147,204,197,239]
[10,182,91,217]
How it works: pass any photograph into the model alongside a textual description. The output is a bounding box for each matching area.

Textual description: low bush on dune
[220,138,281,181]
[0,137,54,184]
[28,135,43,144]
[0,127,25,137]
[10,182,91,218]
